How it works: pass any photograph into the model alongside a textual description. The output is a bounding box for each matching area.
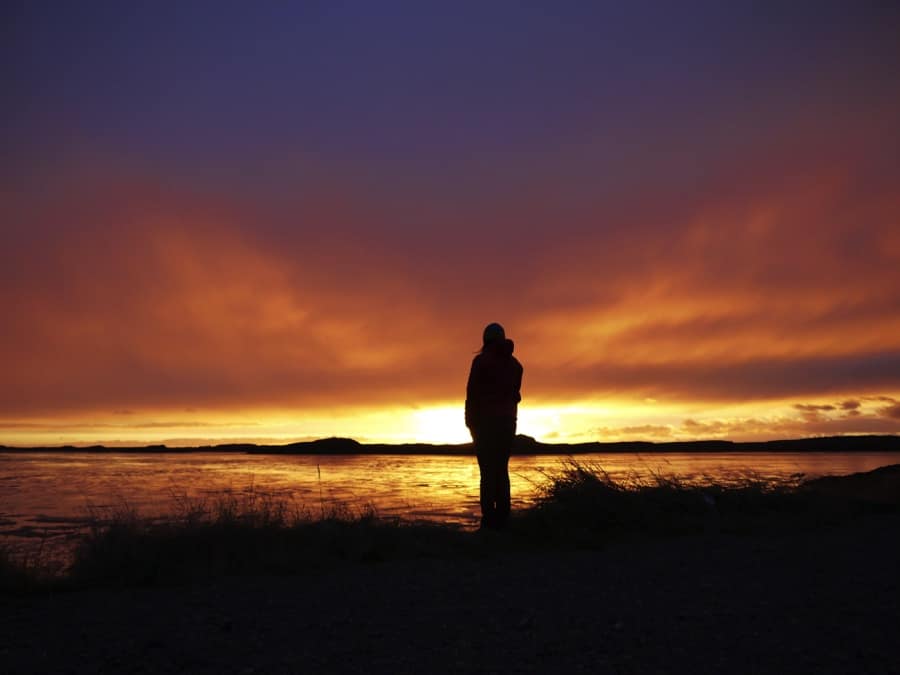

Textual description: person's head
[482,322,505,346]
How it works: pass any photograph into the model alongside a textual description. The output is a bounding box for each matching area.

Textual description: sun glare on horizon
[3,394,899,448]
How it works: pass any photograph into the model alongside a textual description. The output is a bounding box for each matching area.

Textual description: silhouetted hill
[803,462,900,504]
[1,434,899,455]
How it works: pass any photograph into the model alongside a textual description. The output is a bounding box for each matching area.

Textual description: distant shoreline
[2,434,899,455]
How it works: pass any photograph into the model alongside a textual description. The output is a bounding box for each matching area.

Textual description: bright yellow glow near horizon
[1,395,898,447]
[0,401,644,447]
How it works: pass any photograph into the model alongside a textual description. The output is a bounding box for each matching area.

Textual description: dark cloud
[0,420,248,430]
[682,419,729,434]
[882,404,900,420]
[531,352,900,404]
[597,425,673,439]
[589,397,900,442]
[673,411,900,441]
[794,403,836,423]
[680,419,747,436]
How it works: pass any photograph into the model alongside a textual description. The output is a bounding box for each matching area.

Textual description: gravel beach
[3,514,899,674]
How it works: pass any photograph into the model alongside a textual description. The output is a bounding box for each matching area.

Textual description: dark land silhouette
[2,433,899,454]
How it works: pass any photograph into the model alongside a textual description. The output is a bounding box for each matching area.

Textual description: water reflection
[2,451,899,558]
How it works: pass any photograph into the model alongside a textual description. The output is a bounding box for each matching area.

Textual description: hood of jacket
[484,338,514,357]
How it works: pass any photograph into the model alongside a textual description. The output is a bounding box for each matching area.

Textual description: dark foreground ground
[3,514,899,675]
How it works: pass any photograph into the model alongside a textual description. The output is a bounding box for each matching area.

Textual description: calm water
[2,450,899,559]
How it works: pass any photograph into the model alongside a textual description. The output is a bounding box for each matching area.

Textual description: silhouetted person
[465,322,523,529]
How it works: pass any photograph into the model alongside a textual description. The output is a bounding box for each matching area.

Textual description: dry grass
[0,535,63,593]
[63,486,481,587]
[514,460,893,544]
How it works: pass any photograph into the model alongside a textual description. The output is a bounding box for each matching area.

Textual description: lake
[2,450,899,561]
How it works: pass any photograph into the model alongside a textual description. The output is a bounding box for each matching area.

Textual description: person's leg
[474,428,497,527]
[494,453,511,527]
[476,454,496,527]
[494,419,515,527]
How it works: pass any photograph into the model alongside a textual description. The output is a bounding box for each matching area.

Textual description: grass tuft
[514,460,896,543]
[64,489,480,587]
[0,538,61,593]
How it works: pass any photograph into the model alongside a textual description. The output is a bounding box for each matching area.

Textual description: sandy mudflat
[3,515,900,675]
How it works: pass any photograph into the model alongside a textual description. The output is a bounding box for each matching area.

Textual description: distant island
[2,434,899,455]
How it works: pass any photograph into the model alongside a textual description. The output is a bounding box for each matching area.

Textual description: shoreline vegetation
[3,461,899,593]
[2,433,900,455]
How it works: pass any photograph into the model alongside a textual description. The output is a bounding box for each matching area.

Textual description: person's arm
[465,357,480,430]
[513,361,523,404]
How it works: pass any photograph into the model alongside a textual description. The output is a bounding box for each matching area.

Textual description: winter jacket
[465,338,523,430]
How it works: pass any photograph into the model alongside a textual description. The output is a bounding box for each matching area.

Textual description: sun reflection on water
[2,449,899,565]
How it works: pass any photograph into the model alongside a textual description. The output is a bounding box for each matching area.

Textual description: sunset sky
[3,2,900,446]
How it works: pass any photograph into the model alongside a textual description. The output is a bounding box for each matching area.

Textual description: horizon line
[2,433,899,452]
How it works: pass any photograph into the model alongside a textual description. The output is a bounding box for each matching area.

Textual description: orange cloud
[2,109,900,443]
